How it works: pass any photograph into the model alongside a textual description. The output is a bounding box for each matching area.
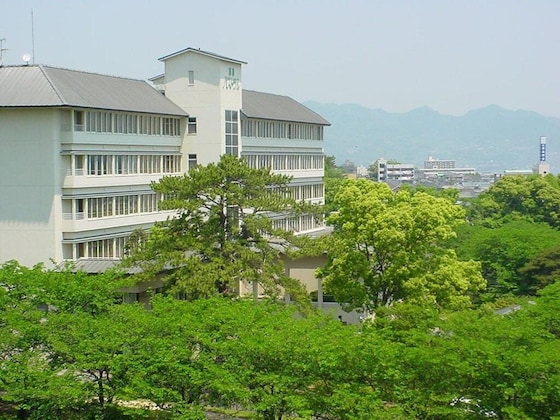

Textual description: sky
[1,0,559,117]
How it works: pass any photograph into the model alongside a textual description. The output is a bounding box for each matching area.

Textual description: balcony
[273,168,324,179]
[62,171,179,189]
[61,211,175,233]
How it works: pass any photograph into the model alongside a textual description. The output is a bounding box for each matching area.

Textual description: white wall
[161,51,243,166]
[0,108,61,266]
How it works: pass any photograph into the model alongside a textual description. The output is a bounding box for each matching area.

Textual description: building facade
[424,156,456,169]
[377,158,415,182]
[0,48,329,269]
[0,65,187,267]
[151,48,329,235]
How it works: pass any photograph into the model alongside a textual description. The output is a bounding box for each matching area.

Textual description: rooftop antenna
[0,38,7,67]
[31,8,35,64]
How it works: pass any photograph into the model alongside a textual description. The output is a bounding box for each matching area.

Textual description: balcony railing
[62,212,85,220]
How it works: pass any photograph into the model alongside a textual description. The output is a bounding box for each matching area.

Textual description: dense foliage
[1,262,559,419]
[451,219,560,296]
[3,163,560,419]
[323,155,347,214]
[468,173,560,229]
[318,179,485,312]
[124,155,318,302]
[451,174,560,298]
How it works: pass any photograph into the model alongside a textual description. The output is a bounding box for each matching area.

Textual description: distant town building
[377,158,415,182]
[417,156,475,181]
[424,156,455,169]
[503,169,534,176]
[356,165,369,178]
[533,136,550,175]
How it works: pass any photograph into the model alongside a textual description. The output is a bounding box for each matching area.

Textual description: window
[139,155,161,174]
[74,111,84,131]
[188,154,197,171]
[243,154,257,169]
[115,155,138,175]
[225,110,239,156]
[163,118,171,136]
[114,195,138,216]
[273,155,287,170]
[83,236,127,259]
[163,117,181,136]
[87,155,112,175]
[163,155,181,173]
[75,199,84,219]
[188,70,194,85]
[88,197,113,219]
[75,155,85,175]
[140,194,159,213]
[73,111,184,137]
[187,117,197,134]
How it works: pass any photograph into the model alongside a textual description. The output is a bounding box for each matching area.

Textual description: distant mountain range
[304,102,560,174]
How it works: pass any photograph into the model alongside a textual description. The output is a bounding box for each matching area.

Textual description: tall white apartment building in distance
[0,48,329,269]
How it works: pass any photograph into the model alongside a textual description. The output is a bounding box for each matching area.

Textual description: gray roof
[0,65,187,116]
[494,304,522,315]
[158,47,247,65]
[242,90,330,125]
[59,258,142,275]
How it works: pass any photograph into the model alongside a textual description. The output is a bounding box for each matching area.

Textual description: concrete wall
[0,108,61,266]
[162,51,243,166]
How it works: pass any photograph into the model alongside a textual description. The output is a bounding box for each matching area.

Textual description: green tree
[318,179,485,312]
[44,304,146,418]
[451,219,560,296]
[470,174,560,228]
[518,245,560,295]
[324,155,347,214]
[433,300,560,419]
[0,262,86,419]
[399,183,460,202]
[126,296,230,410]
[324,155,345,179]
[125,155,317,302]
[360,298,560,418]
[0,262,135,419]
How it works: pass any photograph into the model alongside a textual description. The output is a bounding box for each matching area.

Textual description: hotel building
[0,65,187,268]
[151,48,328,234]
[0,48,329,272]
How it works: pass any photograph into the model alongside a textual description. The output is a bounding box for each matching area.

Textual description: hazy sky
[2,0,559,117]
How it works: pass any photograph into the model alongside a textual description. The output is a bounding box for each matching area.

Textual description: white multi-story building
[424,156,456,170]
[377,158,415,182]
[151,48,329,235]
[0,48,329,269]
[0,65,187,268]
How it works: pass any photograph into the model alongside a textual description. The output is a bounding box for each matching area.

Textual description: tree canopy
[469,173,560,228]
[2,261,559,419]
[318,178,485,312]
[450,173,560,298]
[124,155,318,302]
[451,219,560,296]
[323,155,347,214]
